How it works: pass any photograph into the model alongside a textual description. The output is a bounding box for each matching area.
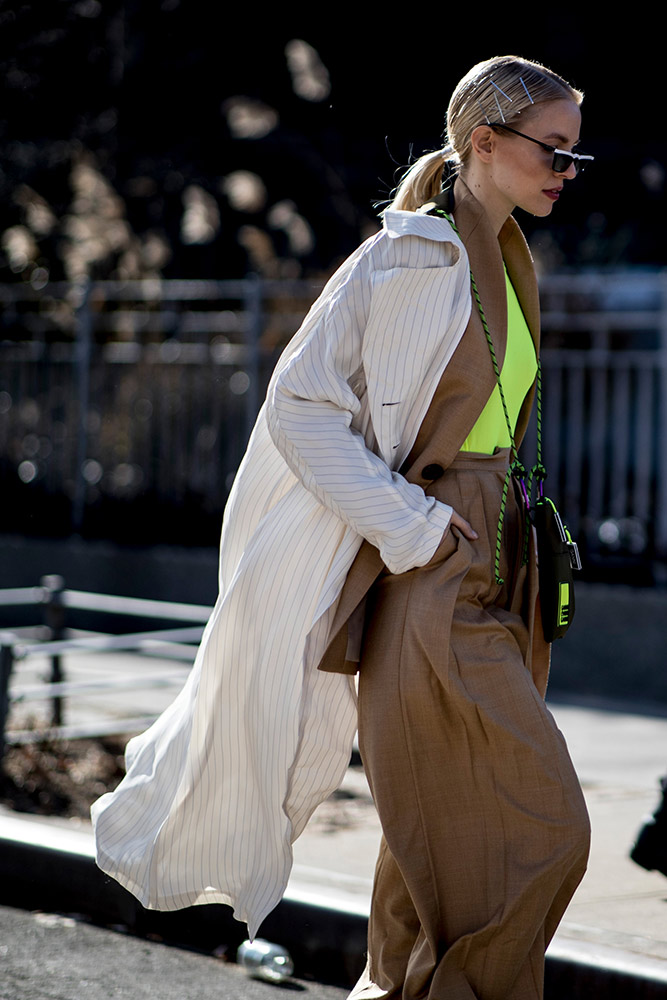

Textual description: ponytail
[387,147,458,213]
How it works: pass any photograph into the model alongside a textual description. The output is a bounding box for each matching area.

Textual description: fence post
[656,273,667,585]
[0,637,14,760]
[41,575,66,727]
[72,279,93,533]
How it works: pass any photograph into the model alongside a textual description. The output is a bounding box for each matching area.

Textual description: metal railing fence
[0,276,318,542]
[1,270,667,578]
[0,575,211,758]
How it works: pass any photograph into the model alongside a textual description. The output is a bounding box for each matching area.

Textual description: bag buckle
[548,499,582,572]
[566,538,582,572]
[563,525,582,571]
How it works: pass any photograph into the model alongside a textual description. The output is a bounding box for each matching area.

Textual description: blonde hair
[389,55,583,213]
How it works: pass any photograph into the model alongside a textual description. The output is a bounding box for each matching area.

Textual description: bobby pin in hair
[494,93,506,122]
[519,77,535,104]
[490,80,513,102]
[476,99,492,124]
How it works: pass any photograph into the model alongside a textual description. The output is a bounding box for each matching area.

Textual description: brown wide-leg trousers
[350,451,590,1000]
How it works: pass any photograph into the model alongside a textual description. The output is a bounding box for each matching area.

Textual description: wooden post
[0,638,14,760]
[41,575,66,727]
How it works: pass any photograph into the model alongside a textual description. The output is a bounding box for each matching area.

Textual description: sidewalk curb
[3,815,667,998]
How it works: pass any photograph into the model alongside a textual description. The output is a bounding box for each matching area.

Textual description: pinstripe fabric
[91,209,473,937]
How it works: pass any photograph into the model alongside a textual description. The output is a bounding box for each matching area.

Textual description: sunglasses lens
[553,152,578,174]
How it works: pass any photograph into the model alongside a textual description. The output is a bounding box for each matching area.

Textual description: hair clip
[494,93,506,122]
[490,80,512,102]
[476,99,491,124]
[519,77,535,104]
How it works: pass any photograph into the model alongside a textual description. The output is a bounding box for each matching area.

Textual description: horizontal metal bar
[2,343,275,366]
[0,271,663,306]
[102,342,250,365]
[14,625,205,660]
[0,277,326,303]
[61,590,212,621]
[0,588,213,623]
[541,349,667,369]
[542,311,663,329]
[5,716,159,745]
[0,587,46,607]
[11,672,189,703]
[94,311,246,333]
[135,641,201,662]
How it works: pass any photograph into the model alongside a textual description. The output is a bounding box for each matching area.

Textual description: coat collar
[382,205,466,262]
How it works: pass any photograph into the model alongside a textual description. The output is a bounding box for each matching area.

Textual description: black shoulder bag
[526,373,582,641]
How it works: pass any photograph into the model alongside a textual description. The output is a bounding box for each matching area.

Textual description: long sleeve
[265,231,465,575]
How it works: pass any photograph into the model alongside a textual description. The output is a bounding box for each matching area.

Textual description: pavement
[0,904,350,1000]
[4,647,667,997]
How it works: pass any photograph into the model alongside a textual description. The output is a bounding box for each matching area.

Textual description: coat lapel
[450,179,509,372]
[498,214,541,445]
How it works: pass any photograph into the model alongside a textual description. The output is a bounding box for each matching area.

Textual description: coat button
[421,463,444,481]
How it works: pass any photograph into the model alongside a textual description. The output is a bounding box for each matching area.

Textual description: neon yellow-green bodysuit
[461,268,536,454]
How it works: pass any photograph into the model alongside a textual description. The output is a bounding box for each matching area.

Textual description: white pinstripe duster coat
[92,208,474,937]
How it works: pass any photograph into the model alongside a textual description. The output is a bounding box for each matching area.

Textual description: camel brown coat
[319,179,548,687]
[320,180,590,1000]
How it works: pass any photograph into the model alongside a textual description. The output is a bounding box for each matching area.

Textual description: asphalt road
[0,905,348,1000]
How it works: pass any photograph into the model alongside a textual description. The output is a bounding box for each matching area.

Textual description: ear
[469,124,496,164]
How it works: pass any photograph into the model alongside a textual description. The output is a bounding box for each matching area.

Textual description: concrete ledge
[0,810,366,985]
[3,809,667,996]
[546,941,667,999]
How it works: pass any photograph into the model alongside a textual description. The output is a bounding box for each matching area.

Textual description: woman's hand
[426,508,478,567]
[449,510,478,540]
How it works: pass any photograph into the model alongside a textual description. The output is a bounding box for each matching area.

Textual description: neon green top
[460,268,537,454]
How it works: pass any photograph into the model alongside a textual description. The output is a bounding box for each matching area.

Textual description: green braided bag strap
[432,207,544,584]
[527,359,547,501]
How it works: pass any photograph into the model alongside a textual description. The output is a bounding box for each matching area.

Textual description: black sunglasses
[489,123,594,175]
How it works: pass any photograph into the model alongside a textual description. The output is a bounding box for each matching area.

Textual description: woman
[93,55,591,1000]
